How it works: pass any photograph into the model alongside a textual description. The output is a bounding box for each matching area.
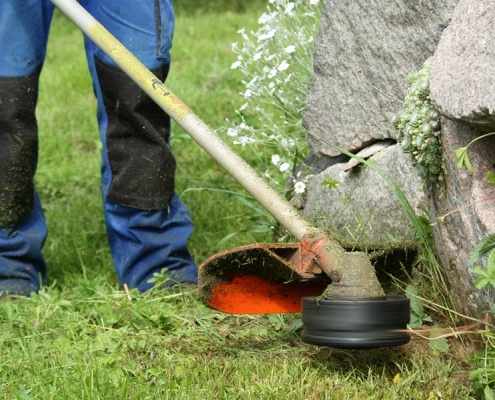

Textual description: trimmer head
[198,240,416,315]
[301,297,411,348]
[198,241,414,349]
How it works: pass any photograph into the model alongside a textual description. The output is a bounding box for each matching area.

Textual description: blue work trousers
[0,0,198,294]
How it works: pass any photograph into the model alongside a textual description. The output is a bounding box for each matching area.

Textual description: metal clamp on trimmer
[52,0,413,349]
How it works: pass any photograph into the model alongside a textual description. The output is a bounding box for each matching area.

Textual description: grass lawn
[0,6,477,400]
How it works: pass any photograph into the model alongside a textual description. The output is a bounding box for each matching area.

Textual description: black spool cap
[301,296,411,349]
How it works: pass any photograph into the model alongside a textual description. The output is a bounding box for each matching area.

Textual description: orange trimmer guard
[198,243,331,314]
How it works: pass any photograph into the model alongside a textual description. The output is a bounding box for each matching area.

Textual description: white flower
[225,0,318,190]
[246,77,258,88]
[268,68,278,79]
[237,28,249,40]
[278,60,290,71]
[227,127,238,137]
[294,181,306,194]
[234,136,255,146]
[280,138,295,148]
[258,12,278,25]
[231,59,242,69]
[284,45,296,54]
[257,29,277,41]
[258,13,269,24]
[279,162,290,172]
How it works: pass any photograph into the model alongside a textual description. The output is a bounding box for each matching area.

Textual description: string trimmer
[52,0,412,349]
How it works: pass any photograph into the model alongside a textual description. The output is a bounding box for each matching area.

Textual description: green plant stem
[465,132,495,150]
[431,194,495,226]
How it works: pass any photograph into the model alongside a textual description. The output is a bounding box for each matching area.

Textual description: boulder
[427,118,495,318]
[303,0,458,157]
[430,0,495,131]
[303,144,424,243]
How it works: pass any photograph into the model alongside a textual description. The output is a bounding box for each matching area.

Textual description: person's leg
[0,0,53,295]
[82,0,197,291]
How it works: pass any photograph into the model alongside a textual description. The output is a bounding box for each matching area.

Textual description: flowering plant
[226,0,322,197]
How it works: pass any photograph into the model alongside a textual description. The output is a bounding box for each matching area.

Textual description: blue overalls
[0,0,198,295]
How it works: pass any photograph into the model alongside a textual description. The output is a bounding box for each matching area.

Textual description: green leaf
[487,171,495,184]
[469,368,485,381]
[319,175,340,191]
[488,249,495,271]
[453,146,474,173]
[469,234,495,264]
[471,250,495,290]
[409,314,422,329]
[429,327,450,354]
[471,265,489,278]
[17,388,34,400]
[472,269,495,290]
[405,286,422,314]
[405,285,432,328]
[485,386,495,400]
[474,276,490,290]
[286,318,304,332]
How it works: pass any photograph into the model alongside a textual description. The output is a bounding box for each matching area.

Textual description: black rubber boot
[0,67,41,228]
[95,59,177,210]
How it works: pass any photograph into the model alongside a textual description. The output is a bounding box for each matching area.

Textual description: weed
[406,285,433,329]
[454,132,495,174]
[466,233,495,398]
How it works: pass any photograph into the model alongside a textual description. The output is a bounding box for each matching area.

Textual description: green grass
[0,7,477,400]
[173,0,267,16]
[0,281,475,399]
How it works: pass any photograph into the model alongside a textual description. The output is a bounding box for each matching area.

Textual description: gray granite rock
[430,0,495,131]
[427,118,495,318]
[303,0,458,157]
[303,145,425,243]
